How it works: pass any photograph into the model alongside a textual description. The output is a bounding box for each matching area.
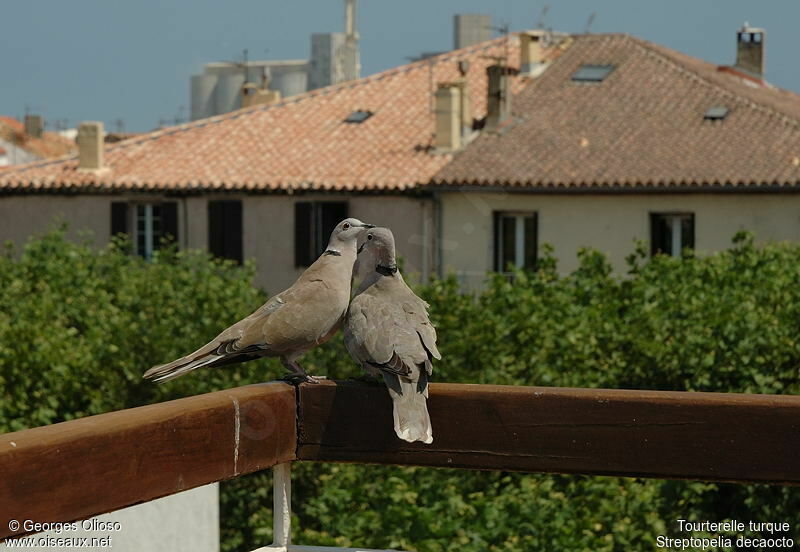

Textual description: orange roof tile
[433,34,800,189]
[6,33,798,194]
[0,38,520,193]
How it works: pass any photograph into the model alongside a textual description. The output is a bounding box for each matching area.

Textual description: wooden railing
[3,380,800,544]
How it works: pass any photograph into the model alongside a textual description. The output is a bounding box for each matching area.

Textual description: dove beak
[360,223,375,228]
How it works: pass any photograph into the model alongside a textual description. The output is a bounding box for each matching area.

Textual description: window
[571,64,615,82]
[650,213,694,257]
[494,212,537,271]
[208,200,243,263]
[110,201,178,260]
[295,201,348,267]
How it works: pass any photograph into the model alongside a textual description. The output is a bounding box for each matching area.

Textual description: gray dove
[144,218,374,383]
[344,227,441,443]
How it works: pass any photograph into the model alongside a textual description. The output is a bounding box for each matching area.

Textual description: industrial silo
[190,74,218,121]
[214,73,246,115]
[272,63,309,97]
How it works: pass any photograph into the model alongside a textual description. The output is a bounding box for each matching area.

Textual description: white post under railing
[273,462,292,549]
[251,462,405,552]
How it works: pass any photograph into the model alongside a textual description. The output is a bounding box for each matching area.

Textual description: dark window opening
[295,201,348,267]
[651,213,694,257]
[494,212,537,272]
[209,200,243,263]
[111,201,178,260]
[572,64,615,82]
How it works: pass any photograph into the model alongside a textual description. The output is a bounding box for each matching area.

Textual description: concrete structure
[485,64,512,130]
[454,14,492,49]
[24,115,44,138]
[190,61,308,120]
[308,0,360,89]
[77,121,104,171]
[190,1,360,118]
[519,30,552,75]
[735,22,765,78]
[29,484,218,552]
[434,83,461,151]
[308,32,360,89]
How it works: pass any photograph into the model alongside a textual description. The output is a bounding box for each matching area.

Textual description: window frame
[650,212,695,258]
[493,211,538,272]
[111,200,178,260]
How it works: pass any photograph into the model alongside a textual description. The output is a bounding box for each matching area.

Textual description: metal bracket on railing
[251,463,405,552]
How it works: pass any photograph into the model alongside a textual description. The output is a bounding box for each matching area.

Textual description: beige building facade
[439,191,800,288]
[4,189,800,292]
[0,193,434,293]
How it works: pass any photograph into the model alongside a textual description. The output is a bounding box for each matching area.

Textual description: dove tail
[143,353,224,383]
[383,370,433,444]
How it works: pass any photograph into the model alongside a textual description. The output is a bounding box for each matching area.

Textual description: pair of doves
[143,218,440,444]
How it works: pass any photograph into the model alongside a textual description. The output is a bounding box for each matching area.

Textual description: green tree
[2,228,799,551]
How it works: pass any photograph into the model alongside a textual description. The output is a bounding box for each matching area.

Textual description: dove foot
[280,359,323,384]
[281,373,321,385]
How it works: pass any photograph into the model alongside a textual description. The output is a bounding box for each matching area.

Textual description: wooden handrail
[298,381,800,483]
[0,382,296,539]
[3,379,800,540]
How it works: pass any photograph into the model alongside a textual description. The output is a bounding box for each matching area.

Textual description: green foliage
[0,226,267,431]
[3,228,800,551]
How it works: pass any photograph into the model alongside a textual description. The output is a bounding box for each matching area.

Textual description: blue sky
[3,1,798,132]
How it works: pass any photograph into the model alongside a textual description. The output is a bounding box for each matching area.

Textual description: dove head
[327,218,374,252]
[358,227,397,270]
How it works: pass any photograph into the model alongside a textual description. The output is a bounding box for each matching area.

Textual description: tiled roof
[0,117,77,163]
[0,38,520,193]
[432,34,800,190]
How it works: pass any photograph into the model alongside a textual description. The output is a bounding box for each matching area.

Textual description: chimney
[77,121,104,171]
[434,83,461,151]
[241,72,282,108]
[24,115,44,138]
[457,80,472,139]
[486,65,512,130]
[735,23,765,78]
[520,31,548,75]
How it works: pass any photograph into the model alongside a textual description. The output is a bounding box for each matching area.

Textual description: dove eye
[367,234,373,240]
[342,223,351,230]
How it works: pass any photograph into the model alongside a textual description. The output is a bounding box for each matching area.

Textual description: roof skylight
[571,64,615,83]
[704,106,730,121]
[344,110,373,124]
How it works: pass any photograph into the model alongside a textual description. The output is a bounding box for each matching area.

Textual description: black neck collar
[376,264,397,276]
[323,249,341,256]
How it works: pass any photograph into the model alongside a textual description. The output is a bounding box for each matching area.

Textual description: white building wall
[0,139,41,167]
[5,484,219,552]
